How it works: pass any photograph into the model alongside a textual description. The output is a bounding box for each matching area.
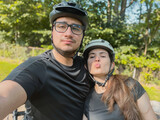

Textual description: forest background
[0,0,160,101]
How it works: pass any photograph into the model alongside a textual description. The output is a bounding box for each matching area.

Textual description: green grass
[0,58,160,102]
[143,85,160,102]
[0,60,20,81]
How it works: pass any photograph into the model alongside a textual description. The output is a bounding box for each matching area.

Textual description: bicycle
[12,109,25,120]
[6,101,33,120]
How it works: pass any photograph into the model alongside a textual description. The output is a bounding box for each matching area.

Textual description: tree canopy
[0,0,159,57]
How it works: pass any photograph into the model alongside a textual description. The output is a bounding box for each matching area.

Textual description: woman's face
[87,48,113,77]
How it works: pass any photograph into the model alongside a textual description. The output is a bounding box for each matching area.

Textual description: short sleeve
[3,56,47,99]
[126,78,146,101]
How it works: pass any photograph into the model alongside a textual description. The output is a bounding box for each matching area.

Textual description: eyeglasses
[53,22,85,35]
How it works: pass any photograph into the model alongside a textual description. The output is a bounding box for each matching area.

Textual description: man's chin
[57,48,76,57]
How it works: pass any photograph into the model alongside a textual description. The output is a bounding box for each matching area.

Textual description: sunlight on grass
[143,85,160,102]
[0,60,20,81]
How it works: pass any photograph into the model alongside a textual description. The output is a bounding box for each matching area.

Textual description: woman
[83,39,157,120]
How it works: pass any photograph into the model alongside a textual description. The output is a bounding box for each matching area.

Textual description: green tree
[0,0,51,46]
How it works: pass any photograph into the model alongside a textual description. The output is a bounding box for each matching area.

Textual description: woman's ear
[84,64,87,69]
[111,62,115,69]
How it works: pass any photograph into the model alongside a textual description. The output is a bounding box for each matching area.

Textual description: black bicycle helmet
[49,1,88,29]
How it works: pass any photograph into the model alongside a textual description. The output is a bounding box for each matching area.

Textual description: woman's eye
[101,55,106,58]
[89,56,95,59]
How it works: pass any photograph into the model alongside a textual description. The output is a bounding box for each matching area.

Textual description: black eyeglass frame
[53,22,85,35]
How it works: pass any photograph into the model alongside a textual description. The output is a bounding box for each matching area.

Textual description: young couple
[0,1,157,120]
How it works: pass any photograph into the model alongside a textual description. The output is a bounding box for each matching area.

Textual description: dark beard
[55,47,76,58]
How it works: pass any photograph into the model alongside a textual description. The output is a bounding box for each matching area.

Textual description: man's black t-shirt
[4,50,90,120]
[84,78,146,120]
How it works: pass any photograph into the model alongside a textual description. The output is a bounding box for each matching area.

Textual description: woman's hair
[101,75,143,120]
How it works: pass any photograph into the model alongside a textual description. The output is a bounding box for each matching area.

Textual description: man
[0,1,90,120]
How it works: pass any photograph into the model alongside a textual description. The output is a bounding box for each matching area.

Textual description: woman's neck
[94,84,106,94]
[93,76,106,83]
[94,75,113,94]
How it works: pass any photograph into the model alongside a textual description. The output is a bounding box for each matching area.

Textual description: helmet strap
[101,68,114,87]
[89,62,114,87]
[73,34,84,59]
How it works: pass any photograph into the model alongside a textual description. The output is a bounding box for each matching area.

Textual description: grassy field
[143,85,160,101]
[0,58,160,102]
[0,59,21,81]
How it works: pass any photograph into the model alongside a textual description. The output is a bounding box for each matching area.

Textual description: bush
[0,42,48,61]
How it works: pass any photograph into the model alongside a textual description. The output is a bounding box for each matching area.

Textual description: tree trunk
[107,0,112,27]
[113,0,120,15]
[135,68,142,81]
[133,67,136,79]
[112,0,120,25]
[143,0,153,56]
[139,3,142,24]
[144,29,149,56]
[120,0,127,21]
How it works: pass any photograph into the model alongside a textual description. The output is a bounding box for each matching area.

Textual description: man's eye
[72,27,80,31]
[57,25,66,28]
[72,25,81,31]
[101,55,106,58]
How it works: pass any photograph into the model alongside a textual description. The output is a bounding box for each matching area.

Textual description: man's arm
[137,92,157,120]
[0,80,27,120]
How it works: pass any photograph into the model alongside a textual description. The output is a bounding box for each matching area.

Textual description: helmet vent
[58,3,62,6]
[68,2,76,6]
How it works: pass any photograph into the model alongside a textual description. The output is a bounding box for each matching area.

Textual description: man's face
[52,17,83,55]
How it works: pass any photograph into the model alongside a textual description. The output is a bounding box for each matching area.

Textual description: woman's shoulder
[125,77,146,100]
[125,77,137,87]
